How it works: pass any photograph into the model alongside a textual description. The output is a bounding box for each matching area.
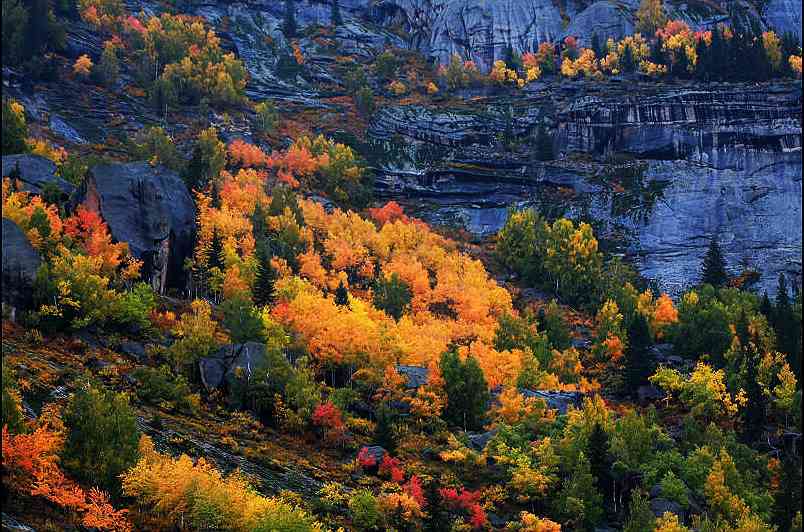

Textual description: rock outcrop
[369,81,802,295]
[2,218,42,310]
[199,342,274,393]
[2,154,76,199]
[77,162,195,294]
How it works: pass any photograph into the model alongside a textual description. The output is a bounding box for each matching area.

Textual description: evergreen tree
[221,293,265,343]
[373,273,412,320]
[591,33,603,58]
[334,280,349,307]
[587,422,612,500]
[374,403,395,452]
[283,0,297,38]
[330,0,342,26]
[701,237,728,287]
[423,481,451,532]
[623,313,653,394]
[556,452,604,530]
[207,228,225,273]
[62,383,141,498]
[759,291,773,320]
[773,452,802,532]
[621,43,636,73]
[440,349,489,431]
[624,489,656,532]
[773,273,802,376]
[253,241,277,307]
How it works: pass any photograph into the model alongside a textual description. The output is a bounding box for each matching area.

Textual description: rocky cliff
[367,80,802,294]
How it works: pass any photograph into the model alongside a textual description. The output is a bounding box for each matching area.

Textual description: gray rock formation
[519,389,584,414]
[763,0,802,42]
[2,154,76,198]
[199,342,274,392]
[369,81,802,295]
[77,162,195,293]
[2,218,42,310]
[563,1,634,48]
[396,365,430,389]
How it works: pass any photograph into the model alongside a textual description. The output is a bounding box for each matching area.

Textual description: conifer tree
[208,228,225,273]
[283,0,297,38]
[334,280,349,307]
[624,489,655,532]
[440,349,489,431]
[623,313,653,394]
[331,0,342,26]
[701,237,728,287]
[587,421,612,499]
[253,241,277,307]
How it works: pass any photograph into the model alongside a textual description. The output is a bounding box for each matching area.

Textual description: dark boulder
[199,342,274,393]
[650,498,685,520]
[468,428,499,451]
[2,154,76,198]
[2,218,42,310]
[637,384,666,404]
[358,445,387,465]
[77,162,196,294]
[120,341,147,362]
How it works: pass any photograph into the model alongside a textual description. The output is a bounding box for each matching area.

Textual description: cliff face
[367,81,802,294]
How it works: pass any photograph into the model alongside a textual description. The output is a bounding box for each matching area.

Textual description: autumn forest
[1,0,802,530]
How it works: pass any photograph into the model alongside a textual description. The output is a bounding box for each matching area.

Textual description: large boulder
[77,162,195,293]
[396,365,430,389]
[199,342,275,393]
[2,218,42,310]
[2,154,76,199]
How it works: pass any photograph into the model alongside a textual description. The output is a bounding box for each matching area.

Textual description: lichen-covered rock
[2,154,75,197]
[1,218,42,309]
[396,365,430,389]
[78,162,195,293]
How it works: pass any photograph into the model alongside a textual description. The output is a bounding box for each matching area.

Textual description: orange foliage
[368,201,409,225]
[64,205,131,276]
[2,426,131,531]
[228,139,268,168]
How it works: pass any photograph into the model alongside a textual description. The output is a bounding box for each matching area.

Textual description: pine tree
[440,349,489,431]
[587,422,612,500]
[253,241,277,307]
[701,237,728,287]
[374,403,395,452]
[330,0,342,26]
[591,33,603,58]
[623,313,653,394]
[624,489,655,532]
[334,280,349,307]
[283,0,297,38]
[207,228,225,272]
[556,452,604,529]
[759,291,773,320]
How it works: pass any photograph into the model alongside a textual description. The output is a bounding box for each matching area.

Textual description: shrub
[62,383,141,497]
[132,365,200,414]
[1,363,26,434]
[349,490,383,530]
[2,98,28,155]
